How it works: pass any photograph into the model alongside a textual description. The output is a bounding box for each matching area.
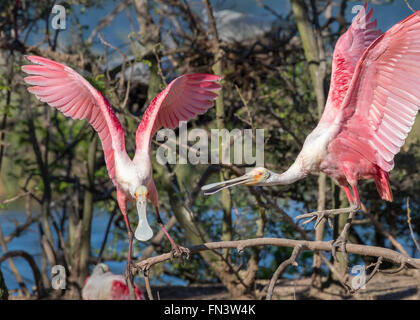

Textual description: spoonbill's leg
[154,205,190,259]
[331,185,361,261]
[117,189,136,300]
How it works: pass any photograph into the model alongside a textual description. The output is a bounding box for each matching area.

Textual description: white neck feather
[265,160,307,186]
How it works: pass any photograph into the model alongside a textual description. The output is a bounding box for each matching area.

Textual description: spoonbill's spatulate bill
[22,55,221,266]
[202,4,420,251]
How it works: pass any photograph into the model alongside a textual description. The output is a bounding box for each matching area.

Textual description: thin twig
[96,207,117,264]
[153,43,168,86]
[360,203,410,257]
[87,0,130,44]
[403,0,416,13]
[143,269,154,300]
[320,252,351,291]
[293,267,305,300]
[234,85,254,131]
[407,197,420,254]
[266,244,303,300]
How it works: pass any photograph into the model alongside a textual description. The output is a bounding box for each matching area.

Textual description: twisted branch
[266,244,303,300]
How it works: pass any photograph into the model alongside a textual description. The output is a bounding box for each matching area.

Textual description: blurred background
[0,0,419,299]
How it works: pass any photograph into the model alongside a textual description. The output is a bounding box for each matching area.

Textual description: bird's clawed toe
[178,246,191,260]
[170,245,191,262]
[296,211,333,230]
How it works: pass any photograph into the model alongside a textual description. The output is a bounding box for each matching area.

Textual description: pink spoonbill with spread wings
[202,4,420,254]
[22,55,221,270]
[82,263,145,300]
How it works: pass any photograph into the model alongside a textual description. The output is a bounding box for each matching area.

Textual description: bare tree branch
[134,237,420,272]
[266,244,303,300]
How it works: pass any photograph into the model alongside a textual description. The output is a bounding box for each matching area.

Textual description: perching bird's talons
[172,246,191,264]
[180,247,191,261]
[314,212,327,230]
[296,211,329,230]
[138,261,151,273]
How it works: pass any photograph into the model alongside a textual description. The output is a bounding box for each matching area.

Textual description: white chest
[114,152,152,197]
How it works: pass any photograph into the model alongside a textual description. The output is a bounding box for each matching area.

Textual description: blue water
[0,208,187,294]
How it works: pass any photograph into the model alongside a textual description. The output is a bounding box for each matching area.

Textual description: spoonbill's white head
[134,185,153,241]
[92,263,110,276]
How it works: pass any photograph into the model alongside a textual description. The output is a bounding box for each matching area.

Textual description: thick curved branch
[0,250,46,298]
[134,238,420,272]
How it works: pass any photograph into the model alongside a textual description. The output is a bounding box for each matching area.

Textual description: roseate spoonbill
[82,263,145,300]
[203,4,420,255]
[22,55,220,269]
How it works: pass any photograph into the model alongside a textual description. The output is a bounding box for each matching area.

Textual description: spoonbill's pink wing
[135,74,221,153]
[329,11,420,173]
[321,2,382,123]
[111,277,145,300]
[22,56,125,185]
[83,273,145,300]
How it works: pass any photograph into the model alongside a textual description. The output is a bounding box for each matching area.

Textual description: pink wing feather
[111,278,145,300]
[22,56,125,185]
[321,2,382,123]
[83,273,145,300]
[135,73,221,153]
[329,11,420,173]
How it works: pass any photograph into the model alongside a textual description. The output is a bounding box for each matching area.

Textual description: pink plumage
[22,55,125,185]
[323,1,382,118]
[135,73,221,151]
[82,264,145,300]
[320,5,420,203]
[22,55,221,276]
[202,4,420,211]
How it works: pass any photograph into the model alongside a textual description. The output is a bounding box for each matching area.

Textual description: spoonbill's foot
[296,210,333,230]
[170,243,191,261]
[331,236,348,262]
[296,204,359,230]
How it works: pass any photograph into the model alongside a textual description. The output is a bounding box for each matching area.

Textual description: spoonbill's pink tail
[374,168,393,202]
